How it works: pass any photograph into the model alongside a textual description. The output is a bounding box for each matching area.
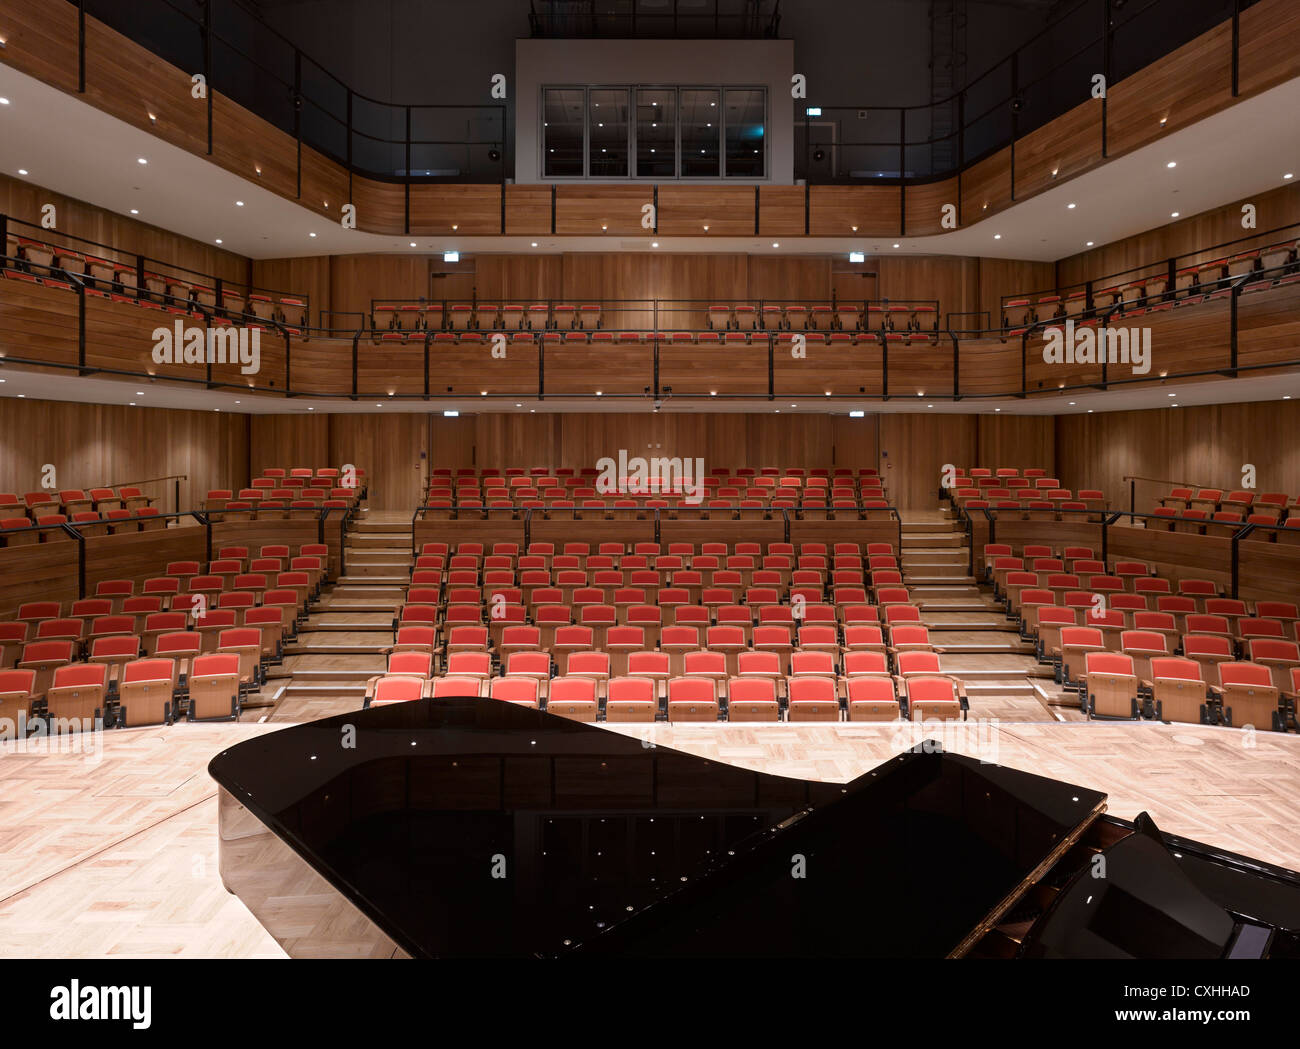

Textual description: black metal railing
[61,0,1257,187]
[795,0,1252,183]
[963,505,1299,601]
[4,252,1299,402]
[412,504,901,550]
[74,0,507,184]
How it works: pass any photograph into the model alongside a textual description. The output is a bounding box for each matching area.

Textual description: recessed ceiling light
[993,234,1002,240]
[1171,403,1178,407]
[129,402,135,406]
[1087,409,1093,413]
[130,209,139,215]
[1284,395,1292,400]
[0,98,9,105]
[1086,241,1094,246]
[1168,392,1176,396]
[136,391,144,395]
[1068,401,1075,405]
[308,407,314,411]
[376,403,383,407]
[137,157,147,165]
[309,232,317,237]
[516,403,522,408]
[235,201,244,207]
[1171,212,1179,218]
[215,239,222,244]
[17,168,26,175]
[772,242,779,248]
[1285,173,1294,180]
[995,407,1001,411]
[1067,203,1076,209]
[1166,161,1176,168]
[893,243,900,249]
[710,391,717,396]
[651,241,659,248]
[531,242,538,247]
[410,241,417,247]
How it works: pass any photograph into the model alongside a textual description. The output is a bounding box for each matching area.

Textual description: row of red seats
[0,644,250,730]
[364,661,961,723]
[430,467,881,478]
[4,236,308,328]
[369,302,940,334]
[371,328,944,345]
[1,508,168,546]
[1001,238,1300,329]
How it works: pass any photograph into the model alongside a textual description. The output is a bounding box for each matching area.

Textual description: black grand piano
[209,698,1300,958]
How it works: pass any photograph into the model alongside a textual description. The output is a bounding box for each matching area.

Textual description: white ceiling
[0,367,1295,417]
[0,62,1296,263]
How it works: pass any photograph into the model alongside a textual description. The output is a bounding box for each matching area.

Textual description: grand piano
[209,698,1300,958]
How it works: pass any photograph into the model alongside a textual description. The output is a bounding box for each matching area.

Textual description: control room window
[588,88,630,177]
[543,88,584,177]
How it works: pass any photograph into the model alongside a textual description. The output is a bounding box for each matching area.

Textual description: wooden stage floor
[1,716,1297,958]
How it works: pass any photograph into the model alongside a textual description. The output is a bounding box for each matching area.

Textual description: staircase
[901,509,1065,712]
[269,511,413,717]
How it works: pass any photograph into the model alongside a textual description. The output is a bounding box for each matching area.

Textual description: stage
[1,716,1298,957]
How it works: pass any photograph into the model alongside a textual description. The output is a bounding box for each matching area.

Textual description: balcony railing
[58,0,1258,185]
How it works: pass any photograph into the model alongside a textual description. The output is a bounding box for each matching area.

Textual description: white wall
[514,38,795,184]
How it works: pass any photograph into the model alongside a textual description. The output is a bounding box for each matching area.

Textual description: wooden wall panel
[903,178,958,238]
[328,254,476,318]
[410,184,502,236]
[330,413,429,511]
[960,149,1012,225]
[554,186,650,235]
[504,185,552,236]
[209,95,299,208]
[758,186,806,237]
[1055,399,1300,514]
[249,415,331,476]
[976,259,1057,329]
[298,145,351,225]
[878,414,976,510]
[413,413,882,475]
[1107,23,1233,160]
[0,397,248,513]
[0,541,79,619]
[251,257,331,329]
[745,256,832,301]
[976,416,1055,473]
[84,525,208,594]
[473,256,565,301]
[1012,99,1104,201]
[0,0,81,94]
[875,255,980,320]
[657,186,755,237]
[1238,0,1300,97]
[348,177,407,238]
[809,186,901,238]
